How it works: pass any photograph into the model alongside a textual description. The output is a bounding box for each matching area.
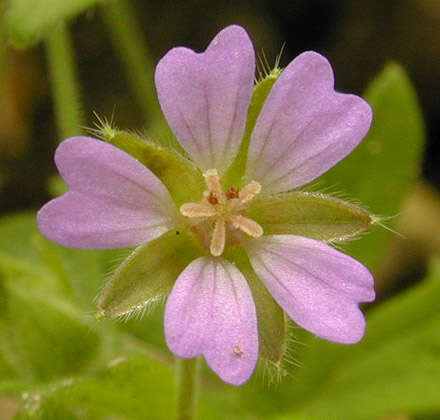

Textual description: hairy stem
[45,23,83,140]
[175,357,200,420]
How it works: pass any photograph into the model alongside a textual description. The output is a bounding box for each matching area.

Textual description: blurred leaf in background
[15,355,177,420]
[6,0,104,48]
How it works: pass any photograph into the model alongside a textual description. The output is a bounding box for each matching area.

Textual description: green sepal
[224,246,287,364]
[223,69,281,188]
[247,191,374,242]
[97,229,203,319]
[98,128,204,206]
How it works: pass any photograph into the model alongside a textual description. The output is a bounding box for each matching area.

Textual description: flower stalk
[175,357,200,420]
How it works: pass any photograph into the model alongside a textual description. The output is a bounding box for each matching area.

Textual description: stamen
[238,181,261,205]
[181,170,264,254]
[180,203,216,218]
[207,192,219,205]
[210,219,226,256]
[229,215,263,238]
[226,187,239,199]
[204,169,225,204]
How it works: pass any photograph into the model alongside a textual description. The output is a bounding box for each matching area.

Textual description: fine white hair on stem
[85,109,118,139]
[256,44,286,82]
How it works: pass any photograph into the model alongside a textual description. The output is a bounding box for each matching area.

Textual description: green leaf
[225,247,287,364]
[0,212,107,382]
[32,235,116,310]
[247,191,374,241]
[319,63,425,269]
[0,212,113,309]
[278,258,440,420]
[15,354,176,420]
[97,129,204,206]
[0,215,75,299]
[6,0,104,48]
[98,230,203,318]
[0,212,41,262]
[0,279,100,383]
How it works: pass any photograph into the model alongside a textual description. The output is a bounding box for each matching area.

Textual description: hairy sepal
[247,191,374,242]
[99,129,204,206]
[224,246,288,364]
[97,230,203,319]
[223,69,281,188]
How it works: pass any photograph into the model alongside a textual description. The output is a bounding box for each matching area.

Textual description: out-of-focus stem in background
[102,0,162,126]
[45,23,83,140]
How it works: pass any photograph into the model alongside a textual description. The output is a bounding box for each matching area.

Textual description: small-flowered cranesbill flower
[38,25,376,386]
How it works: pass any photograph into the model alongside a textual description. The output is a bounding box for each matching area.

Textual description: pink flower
[38,25,375,386]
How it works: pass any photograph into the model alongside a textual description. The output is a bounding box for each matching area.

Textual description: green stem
[45,23,83,140]
[0,2,7,80]
[101,0,161,124]
[175,357,200,420]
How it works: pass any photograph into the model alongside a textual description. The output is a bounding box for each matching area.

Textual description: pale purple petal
[164,257,258,385]
[155,25,255,174]
[246,235,375,344]
[245,51,372,193]
[37,137,177,249]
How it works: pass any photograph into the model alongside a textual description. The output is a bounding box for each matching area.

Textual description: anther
[226,187,239,200]
[207,192,219,205]
[204,169,225,204]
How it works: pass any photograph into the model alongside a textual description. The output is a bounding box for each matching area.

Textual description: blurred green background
[0,0,440,419]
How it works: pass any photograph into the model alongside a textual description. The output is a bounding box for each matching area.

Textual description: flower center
[180,169,263,256]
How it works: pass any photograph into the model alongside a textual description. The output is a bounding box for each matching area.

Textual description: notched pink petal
[246,235,375,344]
[37,137,177,249]
[246,51,372,193]
[164,257,259,385]
[155,25,255,174]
